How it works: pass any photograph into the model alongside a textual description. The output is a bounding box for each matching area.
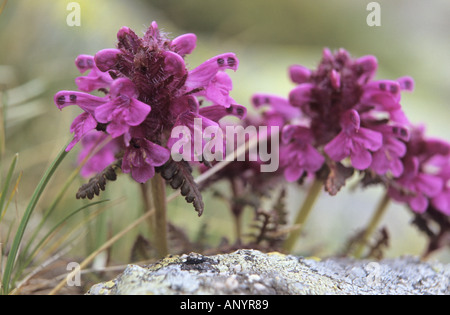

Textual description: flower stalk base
[353,191,391,258]
[151,173,169,258]
[283,178,323,253]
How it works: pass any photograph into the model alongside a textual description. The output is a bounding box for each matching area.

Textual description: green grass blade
[21,134,113,260]
[0,90,6,157]
[0,153,18,220]
[24,199,109,268]
[1,144,68,294]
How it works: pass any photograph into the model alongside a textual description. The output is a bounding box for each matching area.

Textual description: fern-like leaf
[156,157,204,216]
[76,160,121,200]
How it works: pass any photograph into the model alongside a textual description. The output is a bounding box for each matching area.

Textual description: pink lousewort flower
[388,125,450,213]
[54,22,242,183]
[253,48,414,182]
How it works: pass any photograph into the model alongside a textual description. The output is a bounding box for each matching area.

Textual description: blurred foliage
[0,0,449,287]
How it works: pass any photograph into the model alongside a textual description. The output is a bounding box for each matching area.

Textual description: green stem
[150,173,168,258]
[283,178,323,253]
[139,182,155,236]
[353,191,391,259]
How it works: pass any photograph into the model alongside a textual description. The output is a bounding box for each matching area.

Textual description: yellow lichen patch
[267,251,286,257]
[103,280,116,289]
[146,254,181,271]
[306,256,322,262]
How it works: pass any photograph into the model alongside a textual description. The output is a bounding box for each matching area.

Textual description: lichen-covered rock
[86,249,450,295]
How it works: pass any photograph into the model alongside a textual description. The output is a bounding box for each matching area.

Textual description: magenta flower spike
[251,48,417,187]
[54,21,242,190]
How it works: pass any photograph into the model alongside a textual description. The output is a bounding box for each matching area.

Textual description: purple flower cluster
[54,22,244,183]
[388,125,450,214]
[252,48,450,216]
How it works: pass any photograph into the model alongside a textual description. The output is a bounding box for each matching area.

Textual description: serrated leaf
[76,161,120,200]
[157,158,204,216]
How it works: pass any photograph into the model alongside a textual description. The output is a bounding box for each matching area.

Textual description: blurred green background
[1,0,449,275]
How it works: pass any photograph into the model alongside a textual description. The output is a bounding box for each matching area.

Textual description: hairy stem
[151,173,168,258]
[283,177,323,253]
[353,191,391,258]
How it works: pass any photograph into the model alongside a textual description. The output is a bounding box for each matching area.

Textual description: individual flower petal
[289,65,311,84]
[54,91,107,116]
[170,95,200,118]
[77,130,120,178]
[354,127,384,151]
[397,76,414,92]
[94,48,122,72]
[66,112,98,152]
[168,111,220,161]
[252,93,301,118]
[200,71,236,107]
[350,142,373,169]
[281,125,325,182]
[354,55,378,84]
[360,80,402,111]
[109,76,139,98]
[370,136,407,177]
[288,83,314,108]
[186,53,239,92]
[94,78,151,138]
[409,194,429,213]
[163,51,187,76]
[416,173,444,198]
[122,138,170,183]
[199,104,247,122]
[75,54,95,73]
[324,132,351,162]
[171,33,197,56]
[284,164,305,182]
[330,69,341,90]
[432,188,450,215]
[389,156,444,213]
[75,55,114,92]
[95,98,150,138]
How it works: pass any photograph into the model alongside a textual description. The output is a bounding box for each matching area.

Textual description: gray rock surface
[86,249,450,295]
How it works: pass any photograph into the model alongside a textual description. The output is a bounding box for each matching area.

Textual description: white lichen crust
[87,249,450,295]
